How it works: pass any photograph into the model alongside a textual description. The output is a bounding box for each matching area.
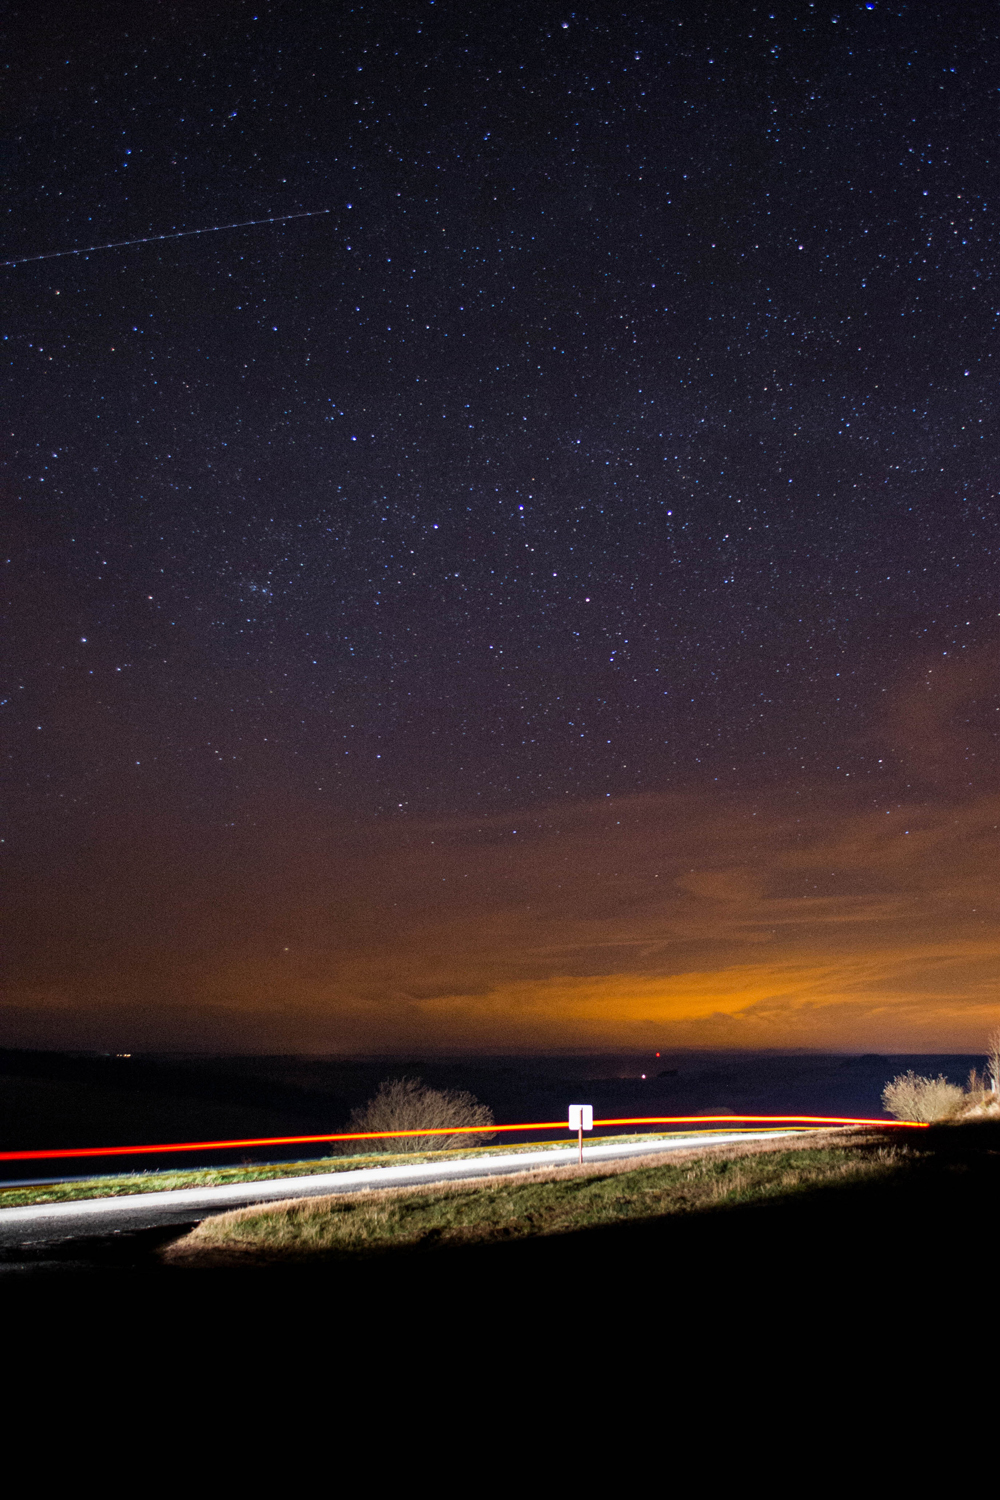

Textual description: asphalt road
[0,1129,797,1271]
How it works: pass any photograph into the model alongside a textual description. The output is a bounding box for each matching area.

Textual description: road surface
[0,1129,798,1268]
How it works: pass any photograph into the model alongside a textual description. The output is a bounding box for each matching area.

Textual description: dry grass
[163,1131,902,1270]
[0,1131,729,1209]
[954,1093,1000,1120]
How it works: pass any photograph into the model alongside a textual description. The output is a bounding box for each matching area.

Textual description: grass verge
[161,1131,899,1269]
[0,1129,785,1209]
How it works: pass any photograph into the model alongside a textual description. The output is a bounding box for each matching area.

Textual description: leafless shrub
[881,1070,964,1122]
[348,1076,495,1152]
[987,1028,1000,1095]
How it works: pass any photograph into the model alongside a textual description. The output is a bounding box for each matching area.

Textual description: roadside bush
[881,1071,964,1123]
[988,1028,1000,1096]
[348,1077,495,1153]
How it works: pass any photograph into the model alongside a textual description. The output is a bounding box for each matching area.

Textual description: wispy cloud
[4,647,998,1052]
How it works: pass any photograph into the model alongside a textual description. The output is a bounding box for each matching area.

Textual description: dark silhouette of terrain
[0,1047,987,1179]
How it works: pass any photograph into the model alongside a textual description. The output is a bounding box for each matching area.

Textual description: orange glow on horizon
[5,660,1000,1056]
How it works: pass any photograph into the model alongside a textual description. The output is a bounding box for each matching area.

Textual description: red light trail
[0,1114,927,1164]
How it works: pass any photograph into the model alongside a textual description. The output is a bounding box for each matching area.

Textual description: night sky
[3,1,998,1054]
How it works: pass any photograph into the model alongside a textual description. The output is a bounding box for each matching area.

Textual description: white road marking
[0,1130,799,1236]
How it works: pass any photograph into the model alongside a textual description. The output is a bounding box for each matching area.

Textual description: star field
[2,2,999,1052]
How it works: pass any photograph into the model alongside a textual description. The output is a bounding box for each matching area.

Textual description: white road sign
[568,1104,594,1131]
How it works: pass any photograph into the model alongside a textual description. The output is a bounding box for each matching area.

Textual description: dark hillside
[0,1048,986,1179]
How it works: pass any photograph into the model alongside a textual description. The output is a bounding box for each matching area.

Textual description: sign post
[568,1104,594,1165]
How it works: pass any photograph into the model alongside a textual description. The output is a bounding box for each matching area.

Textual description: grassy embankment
[0,1130,776,1208]
[162,1130,902,1269]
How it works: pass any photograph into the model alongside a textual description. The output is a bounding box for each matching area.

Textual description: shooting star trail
[0,208,331,268]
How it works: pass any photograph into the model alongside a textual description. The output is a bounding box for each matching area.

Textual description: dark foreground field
[8,1123,999,1321]
[7,1128,994,1437]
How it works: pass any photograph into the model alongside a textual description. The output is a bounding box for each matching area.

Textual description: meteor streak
[0,208,331,268]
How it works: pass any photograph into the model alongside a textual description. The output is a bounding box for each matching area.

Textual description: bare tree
[986,1028,1000,1096]
[349,1077,495,1153]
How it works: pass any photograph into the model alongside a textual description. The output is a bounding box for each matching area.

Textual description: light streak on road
[0,1131,808,1247]
[0,1113,927,1165]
